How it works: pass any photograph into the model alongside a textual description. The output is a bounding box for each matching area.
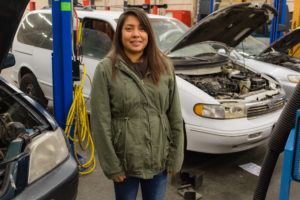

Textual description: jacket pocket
[113,129,121,149]
[162,115,171,164]
[112,120,124,154]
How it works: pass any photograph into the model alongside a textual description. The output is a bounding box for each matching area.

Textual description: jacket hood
[259,28,300,55]
[165,2,277,54]
[0,0,29,69]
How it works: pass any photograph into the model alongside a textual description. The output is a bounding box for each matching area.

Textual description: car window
[37,14,53,50]
[252,22,270,38]
[81,18,113,59]
[17,13,53,50]
[236,36,268,58]
[150,18,188,52]
[168,42,217,57]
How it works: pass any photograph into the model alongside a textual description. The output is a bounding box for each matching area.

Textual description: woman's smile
[129,40,143,46]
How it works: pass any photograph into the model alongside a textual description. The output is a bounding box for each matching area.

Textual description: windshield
[168,42,222,58]
[236,36,268,58]
[150,18,189,52]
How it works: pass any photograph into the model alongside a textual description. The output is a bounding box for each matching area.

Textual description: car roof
[29,8,173,21]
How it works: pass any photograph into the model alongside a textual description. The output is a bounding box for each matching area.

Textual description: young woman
[90,8,184,200]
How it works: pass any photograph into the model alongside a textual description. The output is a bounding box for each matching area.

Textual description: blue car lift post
[52,0,73,129]
[52,0,81,158]
[270,0,287,44]
[279,109,300,199]
[197,0,214,22]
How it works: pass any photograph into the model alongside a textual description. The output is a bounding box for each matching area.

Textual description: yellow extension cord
[64,63,96,175]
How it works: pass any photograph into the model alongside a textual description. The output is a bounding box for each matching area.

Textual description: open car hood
[165,2,276,54]
[259,28,300,55]
[0,0,29,69]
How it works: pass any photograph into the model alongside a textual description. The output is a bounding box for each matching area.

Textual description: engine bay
[0,87,48,162]
[258,53,300,72]
[177,61,279,99]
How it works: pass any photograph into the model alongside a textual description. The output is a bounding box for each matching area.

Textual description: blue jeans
[114,171,168,200]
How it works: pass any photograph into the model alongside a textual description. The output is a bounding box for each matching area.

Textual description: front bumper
[185,109,281,153]
[281,81,297,100]
[13,155,78,200]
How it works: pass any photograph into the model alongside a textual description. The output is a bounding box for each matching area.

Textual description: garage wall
[81,0,196,25]
[24,0,48,14]
[82,0,297,25]
[217,0,270,10]
[24,0,296,25]
[287,0,294,11]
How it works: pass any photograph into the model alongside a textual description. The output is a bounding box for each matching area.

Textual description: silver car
[235,29,300,99]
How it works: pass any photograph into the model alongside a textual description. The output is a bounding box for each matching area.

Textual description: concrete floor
[76,144,300,200]
[77,152,181,200]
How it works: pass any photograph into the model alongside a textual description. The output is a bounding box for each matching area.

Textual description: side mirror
[1,53,15,70]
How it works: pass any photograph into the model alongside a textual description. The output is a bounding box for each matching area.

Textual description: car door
[30,13,53,100]
[79,18,114,111]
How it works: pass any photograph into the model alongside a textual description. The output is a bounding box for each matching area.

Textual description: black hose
[0,152,28,166]
[269,85,300,152]
[253,150,279,200]
[254,82,300,200]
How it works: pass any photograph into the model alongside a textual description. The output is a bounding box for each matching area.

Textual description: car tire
[20,73,48,108]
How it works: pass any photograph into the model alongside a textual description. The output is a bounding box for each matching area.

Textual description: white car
[11,3,285,153]
[235,29,300,99]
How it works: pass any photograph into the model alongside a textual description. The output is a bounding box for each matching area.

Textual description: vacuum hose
[254,82,300,200]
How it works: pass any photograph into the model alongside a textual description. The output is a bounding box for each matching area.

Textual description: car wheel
[20,73,48,107]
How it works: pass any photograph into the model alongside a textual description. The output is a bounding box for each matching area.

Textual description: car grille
[247,99,285,118]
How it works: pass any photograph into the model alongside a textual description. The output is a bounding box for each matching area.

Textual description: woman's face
[121,15,148,61]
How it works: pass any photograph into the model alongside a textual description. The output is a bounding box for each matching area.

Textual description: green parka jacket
[90,56,184,180]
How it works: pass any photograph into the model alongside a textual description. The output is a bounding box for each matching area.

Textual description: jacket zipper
[116,62,153,169]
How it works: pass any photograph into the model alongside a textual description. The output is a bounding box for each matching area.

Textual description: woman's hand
[167,171,178,175]
[113,175,127,182]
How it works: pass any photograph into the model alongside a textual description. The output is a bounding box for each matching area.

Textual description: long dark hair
[109,8,170,84]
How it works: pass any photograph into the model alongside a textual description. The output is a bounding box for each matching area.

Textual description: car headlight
[287,75,300,84]
[193,103,246,119]
[24,128,69,184]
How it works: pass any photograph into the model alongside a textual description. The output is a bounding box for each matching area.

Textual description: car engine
[258,52,300,72]
[177,63,275,99]
[0,114,27,160]
[0,88,46,162]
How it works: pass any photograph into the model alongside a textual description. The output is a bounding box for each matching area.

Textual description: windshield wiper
[195,52,218,57]
[171,56,208,61]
